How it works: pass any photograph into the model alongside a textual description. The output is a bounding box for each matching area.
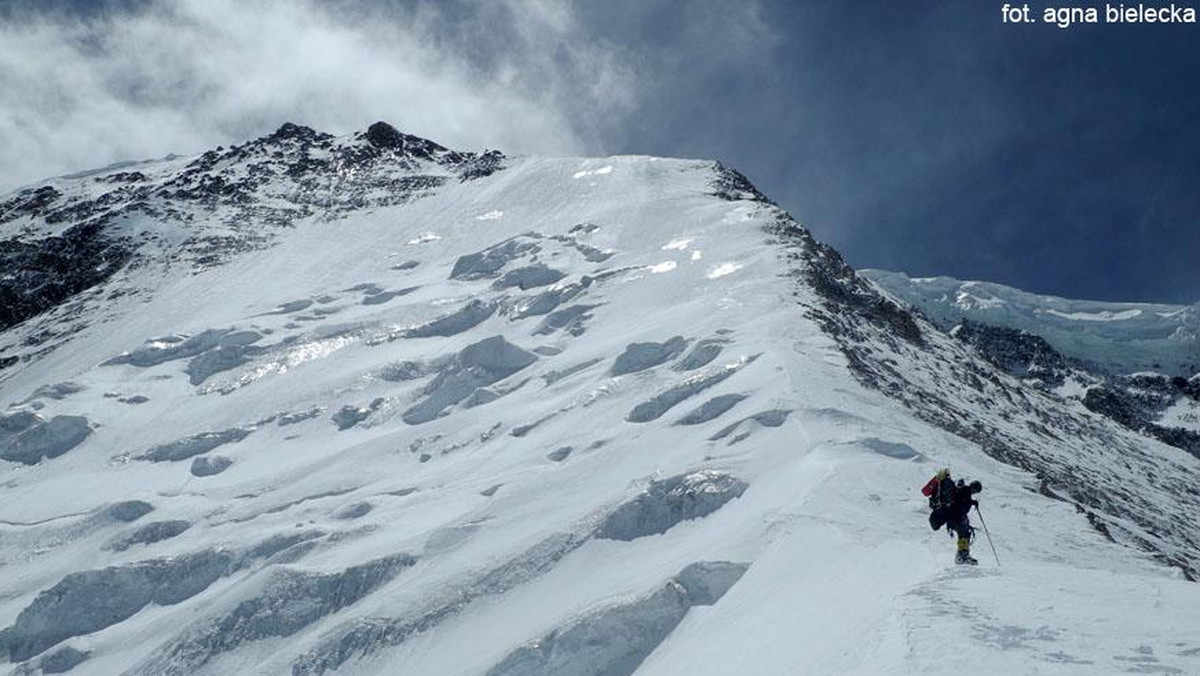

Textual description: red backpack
[921,469,950,507]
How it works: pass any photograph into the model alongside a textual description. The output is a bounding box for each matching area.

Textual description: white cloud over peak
[0,0,639,190]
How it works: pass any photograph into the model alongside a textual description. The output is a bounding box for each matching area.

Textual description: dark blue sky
[576,1,1200,303]
[5,0,1198,303]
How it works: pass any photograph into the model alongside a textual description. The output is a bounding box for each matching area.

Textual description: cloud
[0,0,641,191]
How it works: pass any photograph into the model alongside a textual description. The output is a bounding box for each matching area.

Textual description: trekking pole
[975,504,1000,567]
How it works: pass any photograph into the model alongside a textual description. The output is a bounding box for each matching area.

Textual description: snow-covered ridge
[861,269,1199,376]
[0,121,502,362]
[2,126,1200,675]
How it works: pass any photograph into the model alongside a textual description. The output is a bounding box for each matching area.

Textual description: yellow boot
[955,538,978,565]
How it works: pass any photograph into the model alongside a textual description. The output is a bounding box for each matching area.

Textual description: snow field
[1,149,1198,675]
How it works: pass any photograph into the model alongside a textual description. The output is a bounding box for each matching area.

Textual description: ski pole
[975,504,1000,566]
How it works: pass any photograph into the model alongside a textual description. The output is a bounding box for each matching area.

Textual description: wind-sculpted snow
[19,381,86,403]
[37,645,90,673]
[403,336,536,424]
[139,428,251,462]
[0,409,39,433]
[244,531,326,562]
[292,532,589,675]
[402,299,497,339]
[626,356,757,422]
[107,501,154,522]
[184,336,267,385]
[462,387,501,408]
[104,520,191,552]
[0,500,162,569]
[243,489,360,523]
[547,446,573,462]
[0,412,91,464]
[856,437,923,461]
[107,330,235,368]
[258,299,314,316]
[450,238,541,280]
[510,278,592,319]
[558,238,614,263]
[331,404,374,431]
[334,502,373,520]
[674,337,728,371]
[542,358,604,385]
[708,409,792,443]
[277,408,323,426]
[595,470,748,541]
[493,264,568,291]
[485,561,749,676]
[362,286,419,306]
[4,550,238,662]
[133,554,416,676]
[6,127,1200,675]
[374,360,430,382]
[676,393,748,425]
[610,336,688,376]
[190,455,233,477]
[533,304,599,337]
[106,329,267,385]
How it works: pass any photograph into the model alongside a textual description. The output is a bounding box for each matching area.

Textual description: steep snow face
[0,121,502,362]
[861,269,1200,377]
[2,130,1200,676]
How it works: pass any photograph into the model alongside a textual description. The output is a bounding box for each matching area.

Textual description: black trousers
[948,516,972,541]
[929,506,972,540]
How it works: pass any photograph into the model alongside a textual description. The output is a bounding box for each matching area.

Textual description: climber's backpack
[921,470,951,510]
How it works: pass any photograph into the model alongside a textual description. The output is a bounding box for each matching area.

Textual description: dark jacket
[944,483,978,523]
[929,481,978,531]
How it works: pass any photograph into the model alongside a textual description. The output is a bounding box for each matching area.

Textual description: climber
[924,471,984,565]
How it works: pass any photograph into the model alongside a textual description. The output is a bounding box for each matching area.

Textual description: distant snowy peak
[862,269,1200,377]
[0,122,503,353]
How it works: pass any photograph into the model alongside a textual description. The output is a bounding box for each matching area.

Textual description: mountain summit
[1,124,1199,675]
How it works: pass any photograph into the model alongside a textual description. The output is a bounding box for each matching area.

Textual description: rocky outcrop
[0,220,132,331]
[1083,387,1200,457]
[951,320,1069,388]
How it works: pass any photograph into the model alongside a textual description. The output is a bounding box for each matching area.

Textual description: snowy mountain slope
[2,125,1200,675]
[860,269,1199,377]
[861,270,1200,457]
[0,121,501,364]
